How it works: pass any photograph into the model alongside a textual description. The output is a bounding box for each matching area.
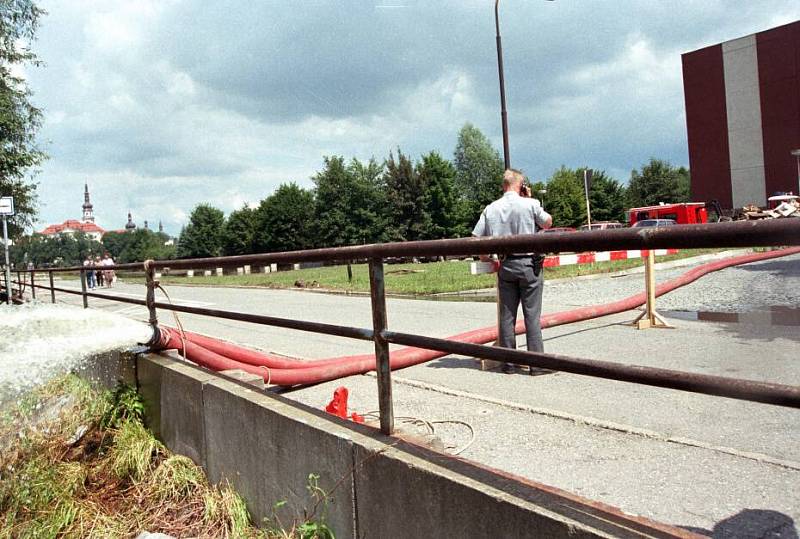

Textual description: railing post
[145,261,158,326]
[30,270,36,300]
[368,258,394,435]
[80,269,88,309]
[16,271,20,298]
[49,270,55,304]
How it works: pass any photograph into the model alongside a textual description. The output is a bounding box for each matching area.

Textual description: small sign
[0,197,13,216]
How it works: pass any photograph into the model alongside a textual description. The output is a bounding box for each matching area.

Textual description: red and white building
[682,20,800,209]
[40,183,106,241]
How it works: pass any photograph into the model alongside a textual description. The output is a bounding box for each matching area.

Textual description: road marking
[375,372,800,471]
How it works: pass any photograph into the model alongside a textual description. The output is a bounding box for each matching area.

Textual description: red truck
[627,202,708,226]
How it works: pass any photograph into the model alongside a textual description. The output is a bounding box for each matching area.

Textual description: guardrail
[6,219,800,434]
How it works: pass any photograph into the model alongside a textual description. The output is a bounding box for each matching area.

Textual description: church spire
[82,183,95,223]
[125,211,136,231]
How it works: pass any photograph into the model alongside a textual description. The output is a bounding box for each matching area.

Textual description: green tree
[545,166,586,228]
[101,231,129,261]
[0,0,46,238]
[11,232,102,267]
[587,170,627,223]
[417,151,458,239]
[313,156,386,247]
[627,158,691,208]
[253,183,315,253]
[176,204,225,258]
[223,205,257,256]
[117,229,175,263]
[453,123,504,231]
[383,149,430,242]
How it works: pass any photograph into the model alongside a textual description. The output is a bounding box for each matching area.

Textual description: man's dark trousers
[497,257,544,352]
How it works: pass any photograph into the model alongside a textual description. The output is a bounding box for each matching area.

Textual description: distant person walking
[102,253,115,288]
[94,256,104,287]
[472,169,552,373]
[83,256,96,289]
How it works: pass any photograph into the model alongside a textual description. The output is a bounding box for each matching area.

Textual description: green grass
[0,376,339,539]
[152,248,725,295]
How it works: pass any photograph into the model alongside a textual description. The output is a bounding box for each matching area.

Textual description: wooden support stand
[632,250,674,330]
[480,271,505,371]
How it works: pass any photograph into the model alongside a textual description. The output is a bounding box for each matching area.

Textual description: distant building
[40,183,106,241]
[682,20,800,209]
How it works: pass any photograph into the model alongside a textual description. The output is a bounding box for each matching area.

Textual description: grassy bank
[0,376,331,538]
[152,248,724,295]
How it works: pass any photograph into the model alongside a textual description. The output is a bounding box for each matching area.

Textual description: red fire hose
[150,247,800,386]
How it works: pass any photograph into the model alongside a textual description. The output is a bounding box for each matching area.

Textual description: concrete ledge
[160,362,217,467]
[203,377,356,536]
[133,353,697,538]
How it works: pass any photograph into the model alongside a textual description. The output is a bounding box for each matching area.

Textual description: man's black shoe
[502,364,516,374]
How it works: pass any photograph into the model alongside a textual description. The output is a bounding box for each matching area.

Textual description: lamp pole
[494,1,553,171]
[495,0,510,170]
[791,149,800,196]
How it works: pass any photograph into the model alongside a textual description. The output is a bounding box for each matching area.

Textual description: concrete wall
[130,352,696,539]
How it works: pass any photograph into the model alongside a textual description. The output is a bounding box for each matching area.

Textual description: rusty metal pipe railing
[49,270,55,303]
[18,220,800,274]
[22,275,800,410]
[368,258,394,433]
[12,218,800,436]
[381,331,800,409]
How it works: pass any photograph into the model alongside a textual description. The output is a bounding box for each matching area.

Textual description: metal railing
[6,219,800,434]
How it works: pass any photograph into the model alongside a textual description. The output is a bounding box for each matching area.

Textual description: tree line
[9,228,176,268]
[176,123,691,259]
[8,122,690,267]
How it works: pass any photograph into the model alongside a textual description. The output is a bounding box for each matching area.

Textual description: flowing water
[0,302,151,404]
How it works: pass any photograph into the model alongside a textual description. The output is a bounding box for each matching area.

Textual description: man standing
[472,169,552,373]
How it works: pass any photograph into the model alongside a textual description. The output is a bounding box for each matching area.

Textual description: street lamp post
[538,189,547,209]
[791,149,800,196]
[494,0,553,171]
[494,0,510,170]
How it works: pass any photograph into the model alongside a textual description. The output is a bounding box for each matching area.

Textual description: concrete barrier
[129,352,696,539]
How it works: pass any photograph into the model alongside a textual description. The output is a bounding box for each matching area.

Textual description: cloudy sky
[25,0,800,235]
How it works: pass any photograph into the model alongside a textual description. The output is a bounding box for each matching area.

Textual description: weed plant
[0,375,299,538]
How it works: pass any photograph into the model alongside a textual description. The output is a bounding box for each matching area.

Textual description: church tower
[82,183,95,223]
[125,211,137,231]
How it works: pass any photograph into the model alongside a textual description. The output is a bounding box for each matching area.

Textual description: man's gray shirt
[472,191,551,240]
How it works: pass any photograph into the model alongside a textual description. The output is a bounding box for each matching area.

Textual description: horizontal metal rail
[382,331,800,409]
[16,219,800,273]
[20,275,800,408]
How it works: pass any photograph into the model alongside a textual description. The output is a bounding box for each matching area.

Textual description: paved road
[48,253,800,536]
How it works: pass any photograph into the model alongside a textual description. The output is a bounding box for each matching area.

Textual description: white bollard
[204,270,212,277]
[186,270,194,278]
[262,266,271,274]
[244,265,251,275]
[216,267,223,276]
[293,263,300,271]
[271,263,278,272]
[236,267,244,275]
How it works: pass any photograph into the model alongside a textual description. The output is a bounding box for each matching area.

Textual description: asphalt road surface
[48,252,800,537]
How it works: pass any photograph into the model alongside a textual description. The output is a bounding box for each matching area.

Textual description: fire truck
[627,202,708,226]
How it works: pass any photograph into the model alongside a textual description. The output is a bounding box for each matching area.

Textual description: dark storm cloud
[26,0,800,233]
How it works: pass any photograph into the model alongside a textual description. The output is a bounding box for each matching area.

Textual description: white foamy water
[0,302,152,401]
